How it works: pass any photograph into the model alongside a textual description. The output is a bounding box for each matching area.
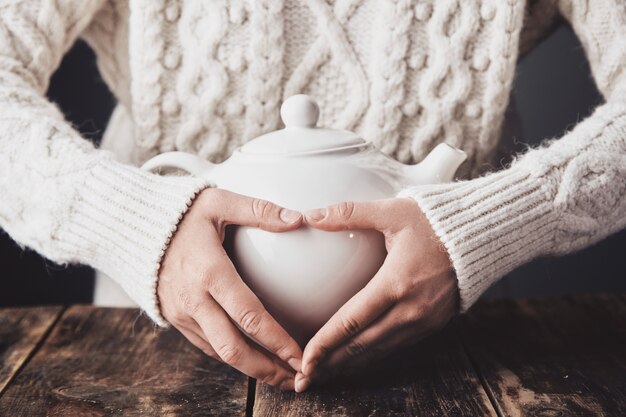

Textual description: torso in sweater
[81,0,558,176]
[1,0,624,323]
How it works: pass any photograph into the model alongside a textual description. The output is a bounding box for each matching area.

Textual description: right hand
[158,188,304,390]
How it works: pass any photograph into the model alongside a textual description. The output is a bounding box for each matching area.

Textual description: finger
[215,190,303,232]
[307,311,422,388]
[304,200,393,232]
[297,318,404,392]
[194,296,296,389]
[340,330,425,375]
[326,298,456,376]
[204,241,303,372]
[298,325,408,392]
[301,251,406,376]
[177,323,220,360]
[183,320,297,391]
[317,305,416,374]
[313,332,413,387]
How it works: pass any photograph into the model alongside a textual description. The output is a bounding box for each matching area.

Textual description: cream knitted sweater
[0,0,624,326]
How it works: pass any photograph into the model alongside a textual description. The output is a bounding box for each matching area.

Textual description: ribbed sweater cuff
[397,166,558,311]
[56,157,213,326]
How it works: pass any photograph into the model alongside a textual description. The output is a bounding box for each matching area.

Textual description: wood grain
[461,295,626,417]
[0,306,248,417]
[3,295,624,416]
[253,322,496,417]
[0,306,63,395]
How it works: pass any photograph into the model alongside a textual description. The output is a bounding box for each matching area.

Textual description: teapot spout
[406,143,467,185]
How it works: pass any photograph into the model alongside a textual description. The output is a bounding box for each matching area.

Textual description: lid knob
[280,94,319,128]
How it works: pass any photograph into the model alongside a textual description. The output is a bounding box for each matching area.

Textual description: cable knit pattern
[0,0,213,325]
[362,0,412,155]
[128,0,166,149]
[176,0,230,160]
[286,0,369,129]
[398,0,626,310]
[413,0,484,161]
[0,0,625,323]
[244,0,285,141]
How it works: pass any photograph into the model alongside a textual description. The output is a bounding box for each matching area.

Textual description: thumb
[304,200,387,231]
[220,191,303,232]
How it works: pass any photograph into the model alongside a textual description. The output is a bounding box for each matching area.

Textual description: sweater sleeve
[397,0,626,311]
[0,1,212,326]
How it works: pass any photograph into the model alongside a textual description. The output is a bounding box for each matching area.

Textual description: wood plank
[461,295,626,417]
[0,306,63,395]
[574,293,626,343]
[0,306,249,416]
[253,321,497,417]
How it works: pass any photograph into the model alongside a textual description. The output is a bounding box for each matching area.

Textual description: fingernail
[305,208,326,222]
[295,374,310,393]
[288,357,302,372]
[280,208,301,224]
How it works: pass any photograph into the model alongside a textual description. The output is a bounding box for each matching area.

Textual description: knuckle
[198,267,214,289]
[198,262,224,294]
[336,201,356,221]
[216,343,243,366]
[251,198,275,220]
[406,305,427,323]
[391,278,415,300]
[340,315,362,336]
[273,343,292,361]
[238,309,264,337]
[177,290,200,316]
[345,340,367,358]
[258,368,282,386]
[390,281,407,300]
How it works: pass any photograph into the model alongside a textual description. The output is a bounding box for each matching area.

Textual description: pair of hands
[158,188,458,392]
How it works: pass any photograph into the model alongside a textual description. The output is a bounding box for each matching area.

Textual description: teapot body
[210,148,396,345]
[210,146,403,209]
[142,95,466,345]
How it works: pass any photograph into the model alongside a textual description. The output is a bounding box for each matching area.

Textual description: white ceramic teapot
[142,94,466,344]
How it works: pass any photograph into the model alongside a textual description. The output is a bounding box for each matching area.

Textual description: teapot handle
[141,152,215,177]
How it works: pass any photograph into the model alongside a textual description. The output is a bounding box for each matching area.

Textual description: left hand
[296,198,459,392]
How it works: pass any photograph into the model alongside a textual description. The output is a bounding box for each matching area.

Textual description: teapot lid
[239,95,366,155]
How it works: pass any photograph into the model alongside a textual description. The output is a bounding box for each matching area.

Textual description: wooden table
[0,294,624,416]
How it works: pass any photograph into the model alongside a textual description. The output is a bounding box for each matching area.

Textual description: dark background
[1,24,625,307]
